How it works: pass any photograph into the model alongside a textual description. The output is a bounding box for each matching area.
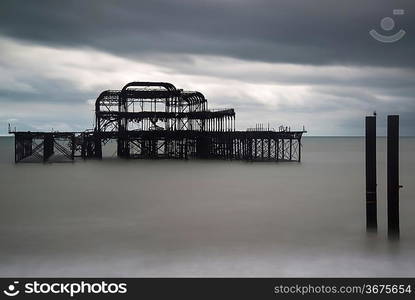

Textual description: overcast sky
[0,0,414,135]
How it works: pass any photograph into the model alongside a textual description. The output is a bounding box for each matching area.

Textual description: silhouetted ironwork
[10,82,306,163]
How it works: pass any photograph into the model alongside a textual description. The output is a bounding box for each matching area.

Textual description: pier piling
[387,115,400,239]
[365,116,377,232]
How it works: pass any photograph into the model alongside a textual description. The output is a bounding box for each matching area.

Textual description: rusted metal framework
[11,82,305,163]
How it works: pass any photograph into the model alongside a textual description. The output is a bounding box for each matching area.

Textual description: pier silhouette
[10,82,306,163]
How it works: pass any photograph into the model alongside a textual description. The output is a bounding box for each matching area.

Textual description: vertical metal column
[71,135,76,160]
[94,133,102,159]
[117,90,129,158]
[23,138,33,157]
[276,138,280,161]
[14,134,18,163]
[289,138,293,161]
[365,116,377,232]
[387,115,400,239]
[43,134,54,162]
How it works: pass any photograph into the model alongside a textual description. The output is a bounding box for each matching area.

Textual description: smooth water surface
[0,137,414,276]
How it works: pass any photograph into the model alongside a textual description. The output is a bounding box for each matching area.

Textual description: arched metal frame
[95,82,235,134]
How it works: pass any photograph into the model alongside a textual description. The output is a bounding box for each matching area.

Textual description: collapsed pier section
[11,81,305,163]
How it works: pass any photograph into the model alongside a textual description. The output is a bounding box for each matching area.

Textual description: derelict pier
[11,82,305,163]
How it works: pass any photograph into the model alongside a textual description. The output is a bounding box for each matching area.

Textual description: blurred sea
[0,136,414,276]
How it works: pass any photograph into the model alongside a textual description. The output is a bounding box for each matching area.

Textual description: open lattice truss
[11,82,305,163]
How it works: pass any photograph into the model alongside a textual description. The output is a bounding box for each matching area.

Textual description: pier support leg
[94,135,102,159]
[71,135,76,160]
[23,138,33,158]
[43,134,54,162]
[387,115,400,239]
[117,137,130,158]
[289,138,293,161]
[365,116,377,232]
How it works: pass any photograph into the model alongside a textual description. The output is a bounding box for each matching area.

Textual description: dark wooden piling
[365,116,377,232]
[387,115,400,239]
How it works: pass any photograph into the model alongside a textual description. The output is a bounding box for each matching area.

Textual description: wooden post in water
[387,115,400,239]
[365,116,377,232]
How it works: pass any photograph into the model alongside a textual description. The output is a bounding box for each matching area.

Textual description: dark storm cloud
[0,0,414,68]
[0,0,414,135]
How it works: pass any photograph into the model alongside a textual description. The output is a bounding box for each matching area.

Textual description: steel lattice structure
[11,81,305,163]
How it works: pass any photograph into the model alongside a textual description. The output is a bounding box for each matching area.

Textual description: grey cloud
[0,80,95,104]
[0,0,414,136]
[0,0,414,68]
[147,57,415,90]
